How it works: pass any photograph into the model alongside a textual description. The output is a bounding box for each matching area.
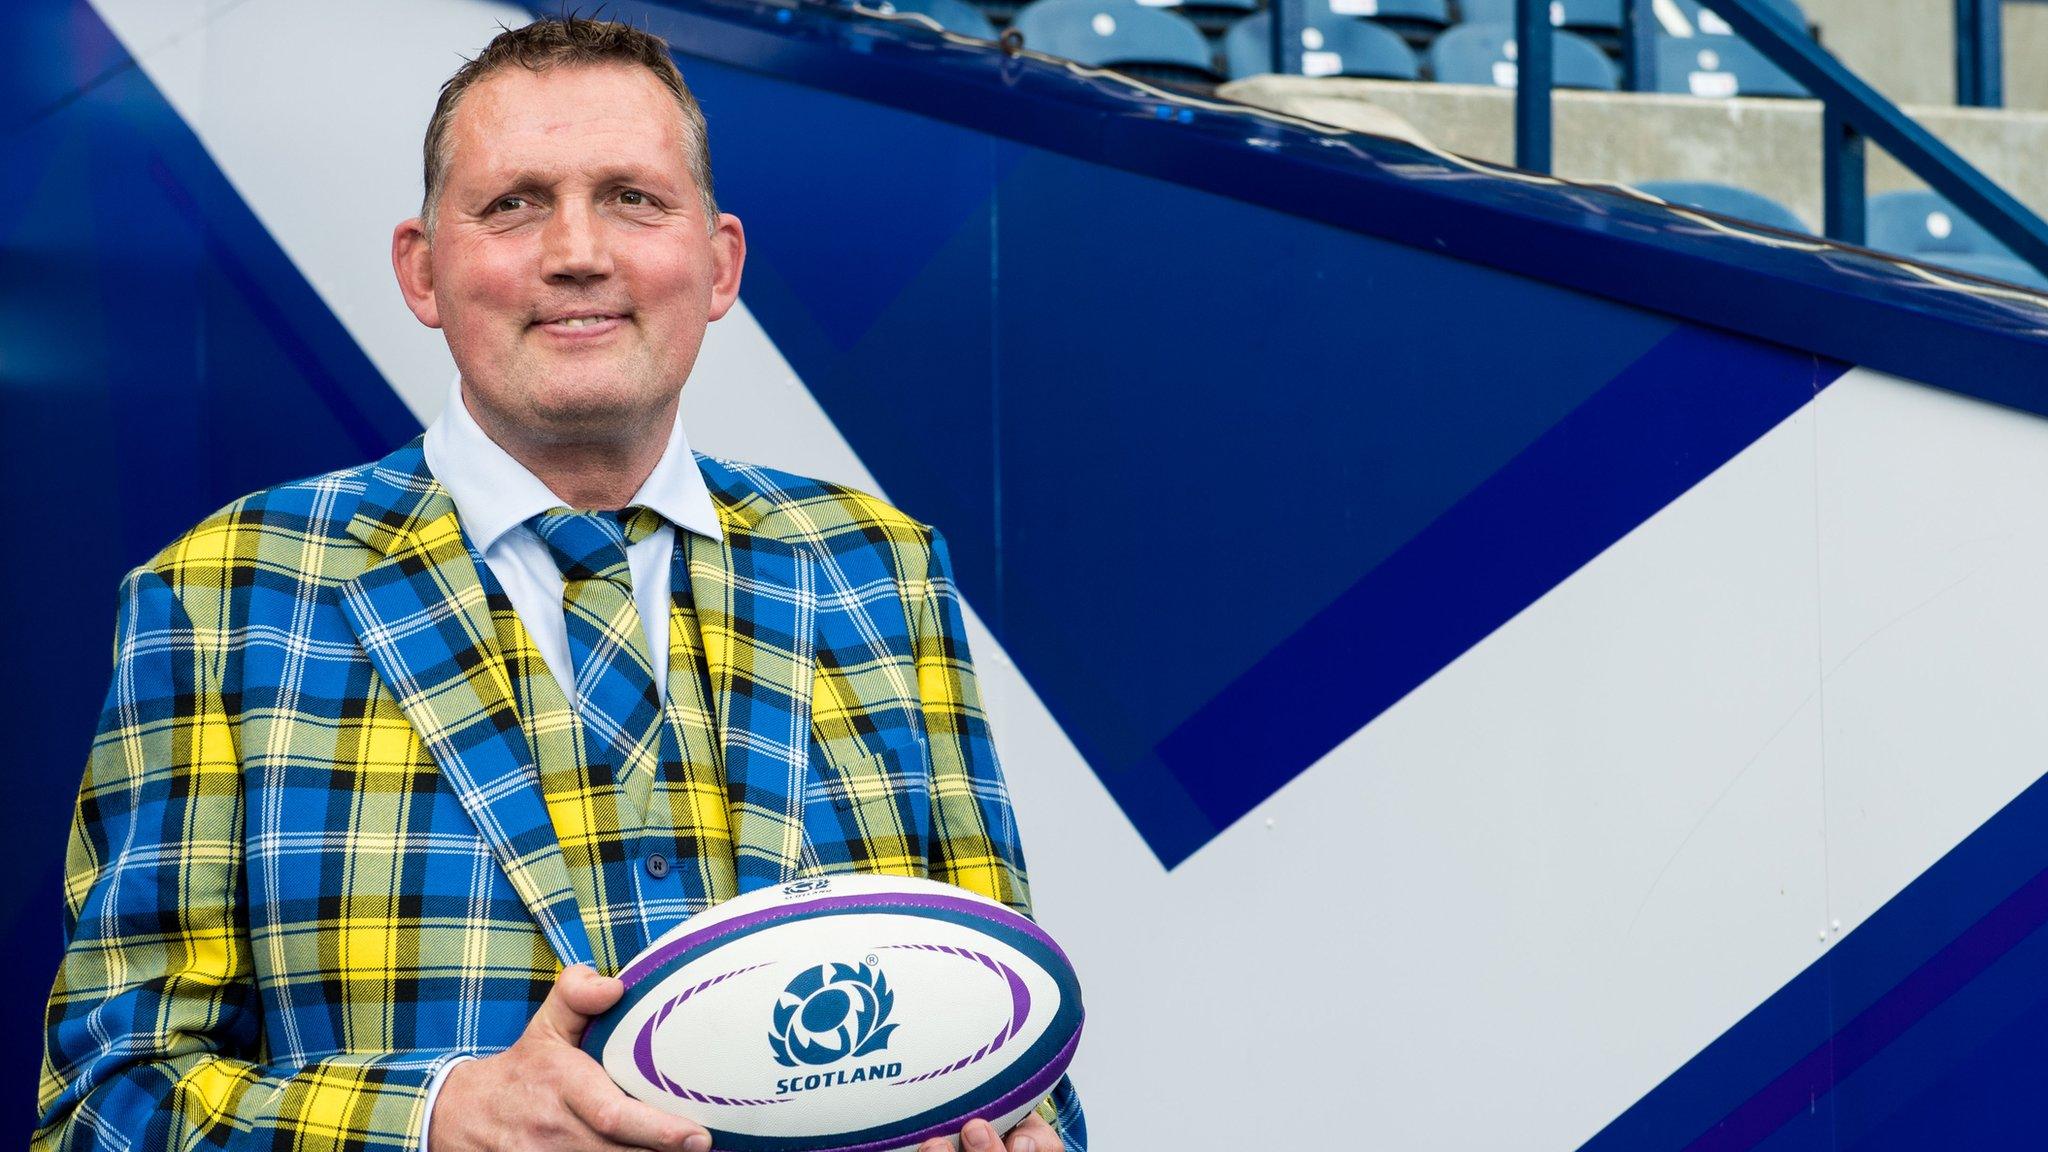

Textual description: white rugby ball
[583,874,1083,1152]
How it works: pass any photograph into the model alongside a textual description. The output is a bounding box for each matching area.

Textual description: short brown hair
[421,14,718,238]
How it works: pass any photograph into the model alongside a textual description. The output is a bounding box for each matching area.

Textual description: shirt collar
[421,376,725,552]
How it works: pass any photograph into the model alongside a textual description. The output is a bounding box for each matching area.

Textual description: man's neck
[466,393,678,511]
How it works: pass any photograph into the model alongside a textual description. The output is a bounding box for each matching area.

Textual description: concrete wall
[1798,0,2048,111]
[1220,77,2048,234]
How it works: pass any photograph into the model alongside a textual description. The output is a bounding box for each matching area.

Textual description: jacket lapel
[690,456,817,893]
[337,438,593,967]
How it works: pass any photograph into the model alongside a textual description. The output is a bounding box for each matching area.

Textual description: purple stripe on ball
[810,1026,1084,1152]
[617,892,1070,988]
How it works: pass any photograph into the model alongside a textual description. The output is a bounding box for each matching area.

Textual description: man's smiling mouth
[533,311,630,332]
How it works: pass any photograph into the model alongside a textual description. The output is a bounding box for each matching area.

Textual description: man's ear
[706,213,747,323]
[392,217,442,329]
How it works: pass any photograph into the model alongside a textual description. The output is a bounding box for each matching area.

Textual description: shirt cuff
[420,1054,476,1152]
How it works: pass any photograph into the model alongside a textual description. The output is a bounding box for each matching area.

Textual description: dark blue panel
[1151,327,1839,855]
[1581,764,2048,1151]
[593,0,2048,422]
[0,1,128,130]
[1834,915,2048,1149]
[692,60,1008,610]
[710,91,1013,353]
[2,1,418,1127]
[993,153,1688,862]
[693,50,1742,863]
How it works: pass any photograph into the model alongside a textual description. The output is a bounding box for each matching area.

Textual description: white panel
[1816,368,2048,932]
[683,301,885,492]
[92,0,529,421]
[1037,403,1831,1150]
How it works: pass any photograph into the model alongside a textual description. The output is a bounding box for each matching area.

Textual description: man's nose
[540,198,613,282]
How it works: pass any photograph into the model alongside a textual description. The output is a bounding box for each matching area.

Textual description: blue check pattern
[36,437,1086,1152]
[529,506,668,808]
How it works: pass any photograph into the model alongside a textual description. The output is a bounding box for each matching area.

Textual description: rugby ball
[583,874,1083,1152]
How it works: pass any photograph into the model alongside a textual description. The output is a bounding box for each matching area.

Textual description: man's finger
[526,964,623,1047]
[562,1075,711,1152]
[916,1139,951,1152]
[1005,1112,1059,1152]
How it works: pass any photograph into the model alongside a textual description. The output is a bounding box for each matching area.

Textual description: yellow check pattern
[35,437,1084,1152]
[484,529,738,973]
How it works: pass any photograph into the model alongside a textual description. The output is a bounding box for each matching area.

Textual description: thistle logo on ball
[769,960,898,1069]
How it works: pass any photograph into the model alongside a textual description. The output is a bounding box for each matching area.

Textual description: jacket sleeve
[909,529,1088,1152]
[34,568,464,1152]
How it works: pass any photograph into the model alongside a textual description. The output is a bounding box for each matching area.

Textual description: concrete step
[1220,75,2048,234]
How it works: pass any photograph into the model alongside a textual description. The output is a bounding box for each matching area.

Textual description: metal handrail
[1681,0,2048,271]
[1957,0,2003,107]
[1264,0,2048,279]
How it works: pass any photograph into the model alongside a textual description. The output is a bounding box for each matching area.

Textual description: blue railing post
[1956,0,2004,107]
[1271,0,1304,75]
[1515,0,1554,171]
[1624,0,1659,92]
[1697,0,2048,277]
[1823,106,1867,244]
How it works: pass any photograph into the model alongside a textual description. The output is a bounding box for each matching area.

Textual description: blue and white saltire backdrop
[12,0,2048,1147]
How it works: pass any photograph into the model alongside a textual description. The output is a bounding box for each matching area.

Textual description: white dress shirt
[412,377,723,1149]
[420,377,724,704]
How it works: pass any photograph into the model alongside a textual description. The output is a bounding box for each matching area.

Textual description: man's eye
[618,190,652,206]
[492,196,528,213]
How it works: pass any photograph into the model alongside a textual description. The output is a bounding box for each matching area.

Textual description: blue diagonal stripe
[1141,327,1847,864]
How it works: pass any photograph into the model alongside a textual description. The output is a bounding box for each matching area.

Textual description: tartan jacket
[36,437,1085,1151]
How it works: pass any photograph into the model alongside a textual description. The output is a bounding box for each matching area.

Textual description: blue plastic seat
[1320,0,1453,30]
[870,0,999,38]
[1653,36,1802,97]
[1137,0,1257,13]
[1011,0,1217,72]
[1867,190,2018,260]
[1223,13,1421,78]
[1668,0,1807,37]
[1636,181,1810,234]
[1928,252,2048,291]
[1459,0,1623,32]
[1159,0,1261,43]
[1429,23,1618,89]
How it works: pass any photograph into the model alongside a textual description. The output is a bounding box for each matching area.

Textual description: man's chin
[518,391,676,445]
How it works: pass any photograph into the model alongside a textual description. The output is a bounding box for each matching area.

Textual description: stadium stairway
[1222,75,2048,242]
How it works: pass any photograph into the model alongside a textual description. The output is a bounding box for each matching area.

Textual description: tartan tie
[530,506,668,792]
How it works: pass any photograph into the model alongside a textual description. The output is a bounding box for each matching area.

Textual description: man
[35,17,1081,1152]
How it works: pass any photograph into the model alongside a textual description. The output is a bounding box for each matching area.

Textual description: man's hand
[917,1112,1062,1152]
[430,965,711,1152]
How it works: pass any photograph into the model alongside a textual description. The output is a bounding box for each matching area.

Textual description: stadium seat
[1223,12,1422,79]
[1866,190,2019,260]
[1150,0,1260,42]
[1666,0,1808,37]
[1636,181,1810,233]
[1429,23,1619,89]
[1653,36,1802,97]
[870,0,1000,38]
[1459,0,1624,33]
[1321,0,1454,37]
[1929,252,2048,291]
[1012,0,1218,75]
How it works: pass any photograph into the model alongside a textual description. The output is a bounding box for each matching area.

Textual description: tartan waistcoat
[475,532,737,974]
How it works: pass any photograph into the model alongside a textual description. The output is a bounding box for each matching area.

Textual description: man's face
[393,61,743,447]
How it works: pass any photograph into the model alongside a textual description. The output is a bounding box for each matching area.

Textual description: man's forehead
[446,62,689,179]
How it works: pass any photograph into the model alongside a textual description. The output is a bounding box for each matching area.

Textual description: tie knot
[530,506,662,584]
